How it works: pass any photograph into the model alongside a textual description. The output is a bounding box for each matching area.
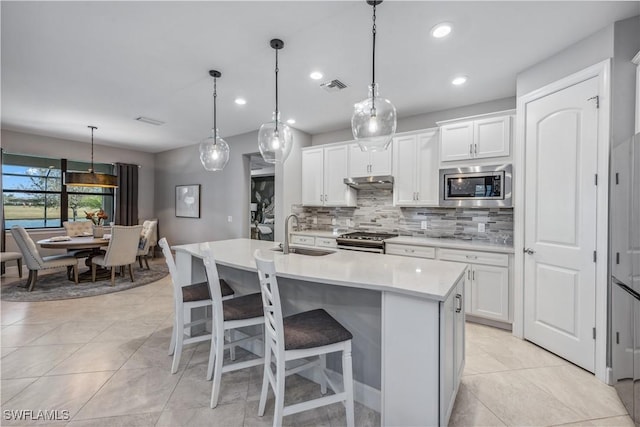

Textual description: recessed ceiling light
[452,76,467,86]
[287,119,296,125]
[234,98,246,105]
[310,71,323,80]
[431,22,452,38]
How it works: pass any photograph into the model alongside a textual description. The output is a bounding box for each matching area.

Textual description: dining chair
[0,251,23,278]
[136,220,157,269]
[91,225,142,286]
[201,243,264,408]
[253,249,355,427]
[10,225,79,291]
[158,238,235,374]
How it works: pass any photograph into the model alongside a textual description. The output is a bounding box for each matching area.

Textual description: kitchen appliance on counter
[439,164,512,207]
[336,231,398,253]
[609,132,639,424]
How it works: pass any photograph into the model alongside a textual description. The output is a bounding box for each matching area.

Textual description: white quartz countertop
[385,236,514,254]
[173,238,467,301]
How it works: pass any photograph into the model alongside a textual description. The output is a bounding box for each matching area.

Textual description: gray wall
[311,97,516,145]
[154,129,311,246]
[1,129,156,221]
[516,15,640,147]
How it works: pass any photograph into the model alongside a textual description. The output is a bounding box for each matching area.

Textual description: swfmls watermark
[3,409,70,421]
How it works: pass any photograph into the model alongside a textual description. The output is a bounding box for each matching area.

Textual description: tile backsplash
[291,189,513,244]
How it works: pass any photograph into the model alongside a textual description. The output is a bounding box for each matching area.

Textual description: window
[2,153,115,229]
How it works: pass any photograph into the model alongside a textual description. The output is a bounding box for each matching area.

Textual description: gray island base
[173,238,467,426]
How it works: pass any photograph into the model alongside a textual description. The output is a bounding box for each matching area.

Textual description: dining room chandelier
[258,38,293,164]
[351,0,397,152]
[199,70,230,171]
[65,126,118,188]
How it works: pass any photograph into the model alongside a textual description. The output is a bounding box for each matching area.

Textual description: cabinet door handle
[320,194,324,203]
[474,144,477,155]
[467,269,471,280]
[416,192,419,200]
[470,144,473,156]
[472,270,475,280]
[455,294,462,313]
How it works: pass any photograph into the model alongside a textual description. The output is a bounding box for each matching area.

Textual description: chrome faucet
[283,214,299,254]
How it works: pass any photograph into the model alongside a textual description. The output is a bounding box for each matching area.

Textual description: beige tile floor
[0,258,634,426]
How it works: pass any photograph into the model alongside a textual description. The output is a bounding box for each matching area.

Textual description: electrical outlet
[312,216,318,225]
[331,217,337,226]
[478,223,486,233]
[346,218,352,227]
[227,216,233,223]
[421,220,428,230]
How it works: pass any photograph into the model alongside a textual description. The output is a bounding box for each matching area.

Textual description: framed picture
[175,184,201,218]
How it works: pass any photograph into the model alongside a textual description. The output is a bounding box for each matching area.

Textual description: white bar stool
[201,243,265,408]
[253,249,355,427]
[159,238,235,374]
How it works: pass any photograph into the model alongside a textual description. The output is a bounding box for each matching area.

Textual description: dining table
[37,235,111,282]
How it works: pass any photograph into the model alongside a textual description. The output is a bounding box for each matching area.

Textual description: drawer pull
[466,255,478,259]
[405,249,415,253]
[455,294,462,313]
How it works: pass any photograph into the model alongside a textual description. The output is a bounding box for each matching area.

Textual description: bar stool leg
[272,359,286,427]
[319,354,327,394]
[343,342,355,427]
[258,346,272,416]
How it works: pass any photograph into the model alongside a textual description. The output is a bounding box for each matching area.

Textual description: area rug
[1,265,169,302]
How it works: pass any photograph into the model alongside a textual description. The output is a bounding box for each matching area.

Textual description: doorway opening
[249,153,275,241]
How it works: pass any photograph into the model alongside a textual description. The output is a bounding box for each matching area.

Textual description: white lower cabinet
[439,248,510,322]
[440,277,465,425]
[387,244,512,323]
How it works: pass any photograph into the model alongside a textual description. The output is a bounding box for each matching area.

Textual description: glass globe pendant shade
[352,83,397,152]
[199,129,230,171]
[258,112,293,164]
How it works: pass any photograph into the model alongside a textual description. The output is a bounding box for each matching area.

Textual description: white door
[301,148,324,206]
[523,77,599,372]
[393,135,417,205]
[323,145,349,206]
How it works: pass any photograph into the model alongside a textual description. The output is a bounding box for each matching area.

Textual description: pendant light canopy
[258,38,293,164]
[200,70,230,171]
[351,0,397,152]
[65,126,118,188]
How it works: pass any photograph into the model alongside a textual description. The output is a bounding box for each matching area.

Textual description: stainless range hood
[344,175,394,190]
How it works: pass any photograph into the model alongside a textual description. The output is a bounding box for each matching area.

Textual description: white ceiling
[2,1,638,154]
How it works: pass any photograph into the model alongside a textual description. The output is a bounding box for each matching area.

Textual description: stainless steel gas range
[335,231,398,254]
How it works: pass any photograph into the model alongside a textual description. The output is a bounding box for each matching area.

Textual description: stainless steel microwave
[439,164,512,207]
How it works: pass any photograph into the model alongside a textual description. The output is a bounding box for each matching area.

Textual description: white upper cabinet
[393,130,439,206]
[438,111,513,163]
[301,145,356,207]
[349,143,392,177]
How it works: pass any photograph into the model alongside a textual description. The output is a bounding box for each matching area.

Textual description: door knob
[524,248,535,255]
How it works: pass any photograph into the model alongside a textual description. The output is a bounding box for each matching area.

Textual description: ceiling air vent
[135,116,165,126]
[320,79,347,92]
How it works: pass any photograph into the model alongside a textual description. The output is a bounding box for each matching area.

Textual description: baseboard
[466,315,512,331]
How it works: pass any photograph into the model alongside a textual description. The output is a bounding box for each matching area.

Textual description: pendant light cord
[88,125,96,173]
[212,77,217,138]
[372,2,377,88]
[275,48,279,133]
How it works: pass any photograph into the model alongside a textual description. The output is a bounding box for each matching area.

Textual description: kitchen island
[173,238,467,426]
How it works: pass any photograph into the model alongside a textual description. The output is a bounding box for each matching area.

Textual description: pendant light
[65,126,118,188]
[351,0,397,152]
[200,70,230,171]
[258,38,293,164]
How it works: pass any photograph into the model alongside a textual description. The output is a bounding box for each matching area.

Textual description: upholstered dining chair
[254,249,355,427]
[0,252,23,278]
[136,220,157,269]
[10,225,79,291]
[91,225,142,286]
[159,238,236,375]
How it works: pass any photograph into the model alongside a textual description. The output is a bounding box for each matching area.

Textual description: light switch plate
[421,220,428,230]
[478,223,485,232]
[227,216,233,223]
[331,217,337,226]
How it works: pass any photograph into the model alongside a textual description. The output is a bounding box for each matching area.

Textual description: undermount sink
[271,246,335,256]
